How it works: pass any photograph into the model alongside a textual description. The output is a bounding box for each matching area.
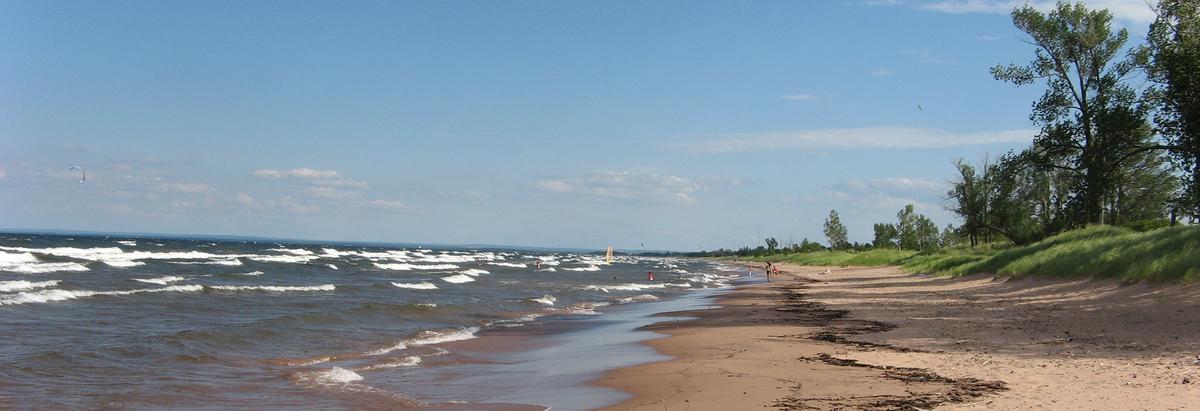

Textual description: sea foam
[440,274,475,284]
[0,280,61,293]
[391,282,438,290]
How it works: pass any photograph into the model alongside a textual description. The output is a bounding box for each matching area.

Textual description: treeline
[949,1,1199,246]
[690,204,951,257]
[691,1,1198,258]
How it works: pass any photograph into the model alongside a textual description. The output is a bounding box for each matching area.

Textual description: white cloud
[307,186,362,200]
[780,93,817,101]
[677,126,1035,154]
[310,178,369,189]
[235,192,256,206]
[366,199,406,210]
[536,170,719,205]
[869,0,1156,24]
[252,168,340,179]
[869,68,895,77]
[827,177,950,217]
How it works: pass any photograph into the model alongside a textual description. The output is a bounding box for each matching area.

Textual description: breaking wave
[391,282,438,290]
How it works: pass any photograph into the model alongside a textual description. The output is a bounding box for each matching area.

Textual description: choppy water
[0,233,741,409]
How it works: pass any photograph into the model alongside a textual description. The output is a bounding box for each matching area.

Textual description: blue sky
[0,0,1159,250]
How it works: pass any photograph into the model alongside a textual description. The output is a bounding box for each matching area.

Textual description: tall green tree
[872,223,898,249]
[992,2,1154,225]
[896,204,920,250]
[764,237,778,254]
[1143,0,1200,219]
[823,209,850,250]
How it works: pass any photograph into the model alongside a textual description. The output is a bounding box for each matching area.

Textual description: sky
[0,0,1162,251]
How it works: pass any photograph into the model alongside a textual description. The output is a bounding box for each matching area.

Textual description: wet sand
[596,264,1200,410]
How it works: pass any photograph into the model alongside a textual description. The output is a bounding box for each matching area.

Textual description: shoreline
[594,263,1200,410]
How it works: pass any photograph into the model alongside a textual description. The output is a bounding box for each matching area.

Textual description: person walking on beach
[765,262,772,283]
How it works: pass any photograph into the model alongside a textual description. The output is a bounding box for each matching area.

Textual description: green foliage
[754,248,917,267]
[873,223,898,249]
[992,1,1156,225]
[1143,0,1200,219]
[823,209,850,250]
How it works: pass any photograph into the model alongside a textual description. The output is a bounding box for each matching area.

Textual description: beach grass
[750,225,1200,282]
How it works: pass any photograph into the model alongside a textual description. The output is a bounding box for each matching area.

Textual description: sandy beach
[596,263,1200,410]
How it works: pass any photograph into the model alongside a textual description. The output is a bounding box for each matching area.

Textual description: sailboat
[605,246,614,264]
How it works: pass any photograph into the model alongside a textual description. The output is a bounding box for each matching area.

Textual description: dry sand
[596,263,1200,410]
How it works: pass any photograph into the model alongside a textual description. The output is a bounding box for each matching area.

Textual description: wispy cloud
[252,168,340,179]
[780,93,817,101]
[866,0,1156,24]
[869,68,895,77]
[676,126,1035,154]
[827,177,949,216]
[307,186,362,200]
[536,170,725,205]
[366,199,406,210]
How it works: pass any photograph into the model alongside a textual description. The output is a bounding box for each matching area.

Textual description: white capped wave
[409,327,479,347]
[0,252,38,264]
[240,271,264,276]
[104,260,146,268]
[268,248,314,256]
[391,282,438,290]
[326,264,339,270]
[489,262,526,268]
[0,280,61,293]
[0,285,204,306]
[299,367,362,384]
[247,255,315,264]
[530,294,557,306]
[440,274,474,284]
[565,265,601,272]
[172,258,243,266]
[133,276,185,285]
[116,240,137,246]
[0,246,246,268]
[416,303,437,307]
[368,326,480,356]
[551,301,610,315]
[584,283,667,292]
[539,267,557,272]
[208,284,335,292]
[459,269,489,276]
[617,294,659,304]
[357,356,422,372]
[0,252,90,274]
[412,254,480,264]
[373,263,460,271]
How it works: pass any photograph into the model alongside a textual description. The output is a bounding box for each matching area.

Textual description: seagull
[917,104,925,111]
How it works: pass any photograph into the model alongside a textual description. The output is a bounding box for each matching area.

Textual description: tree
[873,223,898,249]
[948,159,989,246]
[896,204,920,250]
[823,209,850,250]
[992,2,1155,225]
[1143,0,1200,219]
[764,237,778,254]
